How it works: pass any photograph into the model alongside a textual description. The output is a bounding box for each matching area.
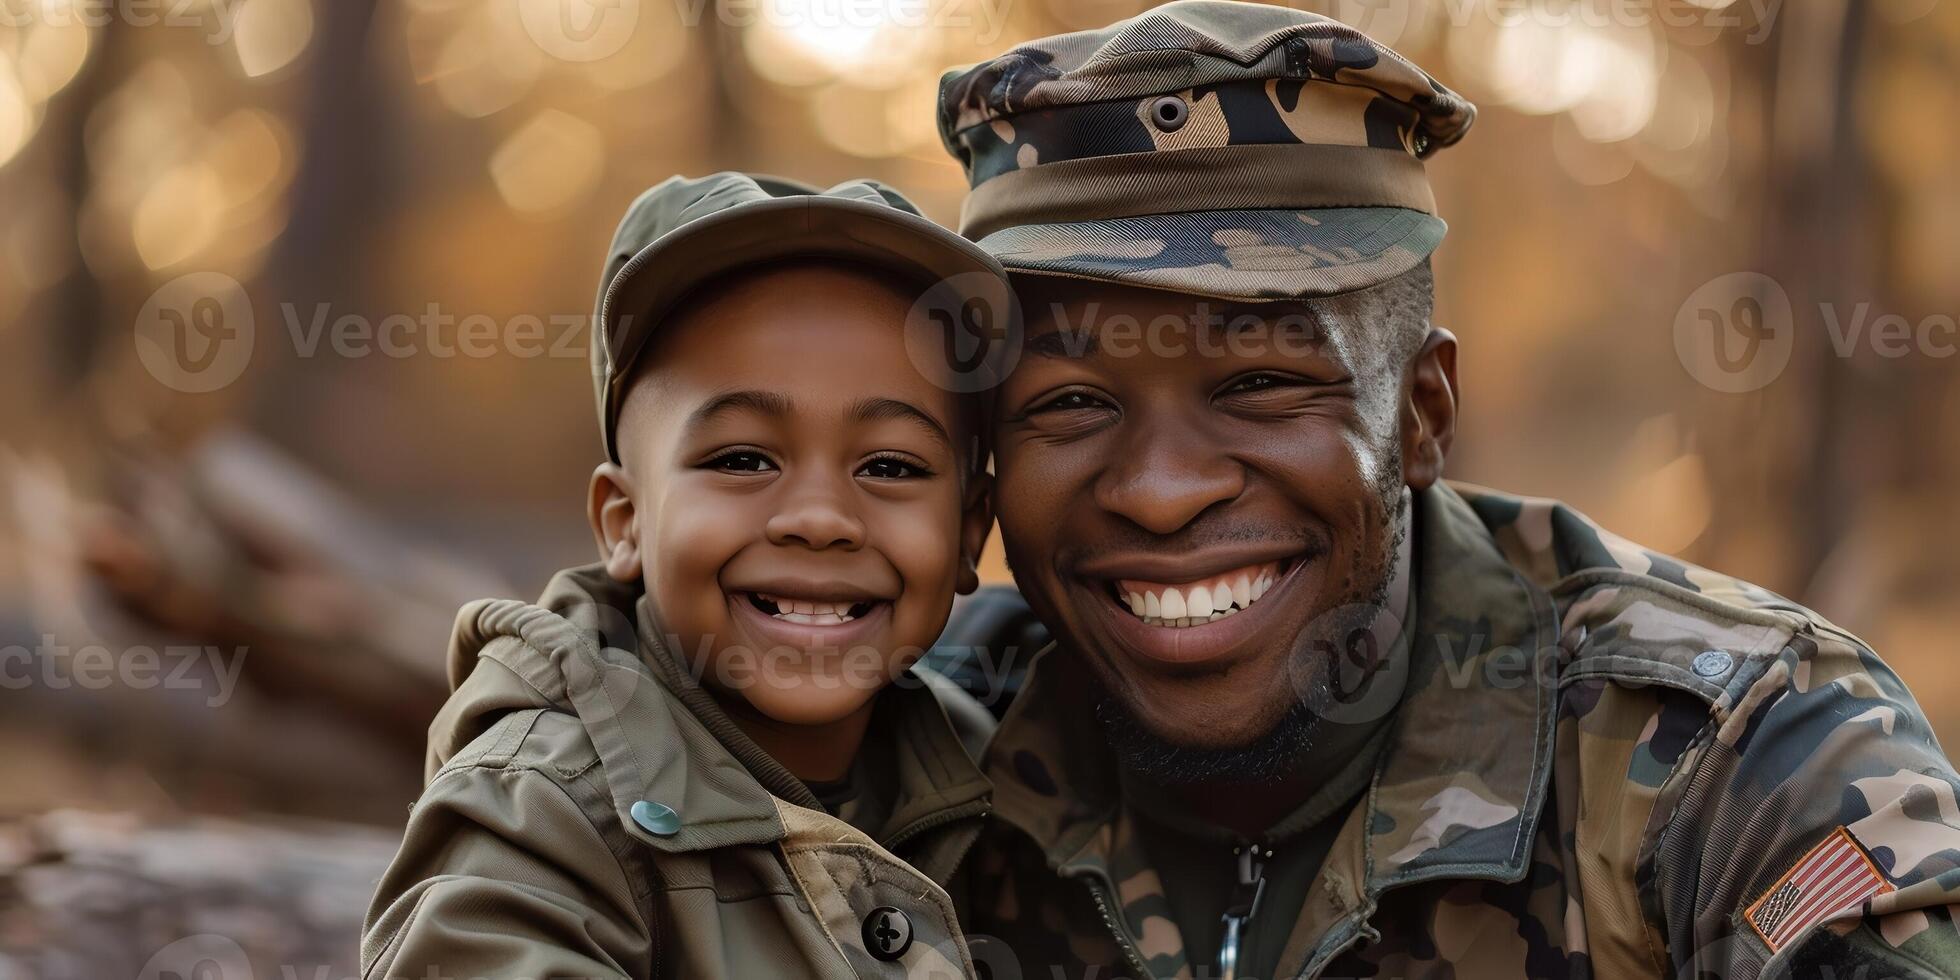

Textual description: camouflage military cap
[936,0,1475,301]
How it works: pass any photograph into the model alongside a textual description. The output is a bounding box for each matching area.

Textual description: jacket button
[862,906,913,961]
[1692,650,1734,678]
[630,800,680,836]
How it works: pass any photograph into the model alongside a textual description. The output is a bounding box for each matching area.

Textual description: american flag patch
[1745,826,1895,951]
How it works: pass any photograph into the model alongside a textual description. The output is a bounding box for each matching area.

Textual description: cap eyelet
[1149,95,1188,133]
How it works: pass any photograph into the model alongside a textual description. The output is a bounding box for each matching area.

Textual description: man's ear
[1400,325,1458,491]
[956,471,995,596]
[588,462,643,583]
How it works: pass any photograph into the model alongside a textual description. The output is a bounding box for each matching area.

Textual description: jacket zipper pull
[1218,843,1269,980]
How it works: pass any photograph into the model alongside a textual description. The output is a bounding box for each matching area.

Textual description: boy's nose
[765,485,866,551]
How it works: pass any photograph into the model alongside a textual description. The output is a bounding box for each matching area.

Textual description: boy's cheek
[872,507,965,643]
[643,501,753,652]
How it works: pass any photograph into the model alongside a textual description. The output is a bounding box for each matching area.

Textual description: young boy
[362,173,1011,979]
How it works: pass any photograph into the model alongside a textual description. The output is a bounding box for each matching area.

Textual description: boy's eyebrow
[686,389,794,429]
[850,396,951,448]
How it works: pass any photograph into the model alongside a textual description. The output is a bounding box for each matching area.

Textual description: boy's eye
[708,450,777,473]
[858,456,931,480]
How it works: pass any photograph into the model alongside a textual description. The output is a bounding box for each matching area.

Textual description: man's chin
[1093,689,1318,786]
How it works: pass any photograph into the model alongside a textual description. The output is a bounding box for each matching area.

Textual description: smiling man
[934,3,1960,979]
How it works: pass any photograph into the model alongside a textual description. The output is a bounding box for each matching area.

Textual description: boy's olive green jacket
[361,565,997,979]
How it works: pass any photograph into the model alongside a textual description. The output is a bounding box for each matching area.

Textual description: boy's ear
[588,463,643,583]
[956,471,994,596]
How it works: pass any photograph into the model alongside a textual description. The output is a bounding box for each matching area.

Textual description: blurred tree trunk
[45,22,126,403]
[1696,0,1874,600]
[250,0,391,441]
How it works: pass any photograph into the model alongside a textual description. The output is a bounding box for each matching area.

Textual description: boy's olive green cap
[591,172,1015,462]
[936,0,1476,301]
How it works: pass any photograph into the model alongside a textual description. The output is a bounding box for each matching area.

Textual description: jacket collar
[449,566,787,855]
[984,483,1561,965]
[1358,480,1560,891]
[451,564,991,861]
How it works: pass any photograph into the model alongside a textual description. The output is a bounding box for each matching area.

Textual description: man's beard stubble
[1094,462,1411,787]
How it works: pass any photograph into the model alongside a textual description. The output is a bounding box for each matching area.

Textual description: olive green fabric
[361,564,996,979]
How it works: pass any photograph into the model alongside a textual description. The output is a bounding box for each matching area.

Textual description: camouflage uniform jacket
[362,564,996,979]
[954,482,1960,979]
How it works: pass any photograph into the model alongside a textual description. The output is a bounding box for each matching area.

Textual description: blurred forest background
[2,0,1958,974]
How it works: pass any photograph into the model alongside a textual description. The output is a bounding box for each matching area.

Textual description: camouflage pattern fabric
[935,0,1475,300]
[953,482,1960,979]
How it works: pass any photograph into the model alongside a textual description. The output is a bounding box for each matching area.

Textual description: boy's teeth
[1116,561,1285,629]
[760,594,862,624]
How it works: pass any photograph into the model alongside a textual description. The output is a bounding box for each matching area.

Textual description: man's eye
[1223,372,1304,395]
[859,456,930,480]
[709,451,776,473]
[1032,390,1109,414]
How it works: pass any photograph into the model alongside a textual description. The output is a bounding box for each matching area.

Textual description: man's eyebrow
[851,396,951,447]
[686,389,793,429]
[1026,327,1098,359]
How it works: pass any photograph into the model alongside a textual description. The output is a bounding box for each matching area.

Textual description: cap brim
[974,206,1444,302]
[601,197,1014,459]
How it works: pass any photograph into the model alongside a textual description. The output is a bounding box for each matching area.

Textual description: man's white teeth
[1119,562,1281,629]
[1161,588,1186,619]
[760,594,860,625]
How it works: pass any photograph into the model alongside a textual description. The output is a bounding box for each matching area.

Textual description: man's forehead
[1017,285,1368,361]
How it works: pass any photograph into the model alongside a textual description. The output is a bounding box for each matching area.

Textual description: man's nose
[1094,416,1245,535]
[765,475,866,551]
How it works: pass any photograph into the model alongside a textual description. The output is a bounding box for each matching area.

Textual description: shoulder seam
[1550,567,1805,631]
[424,757,658,913]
